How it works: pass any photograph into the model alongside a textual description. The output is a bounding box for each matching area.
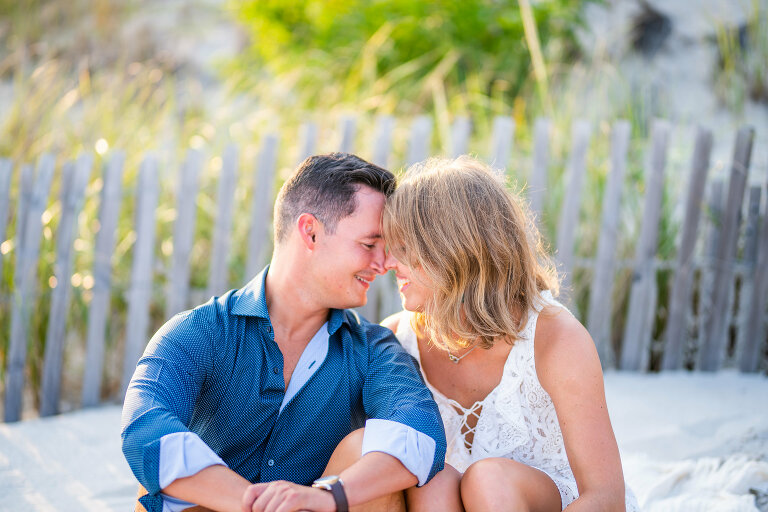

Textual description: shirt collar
[231,265,351,334]
[231,266,271,319]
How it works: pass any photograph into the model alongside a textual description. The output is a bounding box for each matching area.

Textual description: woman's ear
[297,213,319,249]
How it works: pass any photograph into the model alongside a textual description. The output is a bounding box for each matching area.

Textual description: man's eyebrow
[361,233,383,239]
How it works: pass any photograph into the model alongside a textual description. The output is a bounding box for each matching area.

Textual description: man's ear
[296,213,320,249]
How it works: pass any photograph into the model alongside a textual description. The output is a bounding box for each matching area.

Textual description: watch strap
[312,477,348,512]
[327,479,348,512]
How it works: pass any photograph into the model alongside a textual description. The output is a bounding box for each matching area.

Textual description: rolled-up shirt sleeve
[361,324,446,485]
[121,310,216,496]
[361,418,436,486]
[158,432,227,512]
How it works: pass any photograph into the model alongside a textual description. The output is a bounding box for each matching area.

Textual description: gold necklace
[447,345,478,364]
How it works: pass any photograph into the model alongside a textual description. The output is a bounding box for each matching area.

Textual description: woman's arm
[534,307,626,512]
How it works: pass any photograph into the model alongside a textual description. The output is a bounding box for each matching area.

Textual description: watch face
[313,475,340,486]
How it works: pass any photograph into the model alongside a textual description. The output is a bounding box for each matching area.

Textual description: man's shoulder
[155,289,240,342]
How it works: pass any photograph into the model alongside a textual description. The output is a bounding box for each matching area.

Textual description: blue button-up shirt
[121,267,446,512]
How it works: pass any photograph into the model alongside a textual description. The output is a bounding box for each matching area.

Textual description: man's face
[311,185,387,309]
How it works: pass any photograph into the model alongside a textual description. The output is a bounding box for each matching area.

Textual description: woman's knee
[324,428,365,475]
[461,459,529,511]
[462,458,513,489]
[337,428,365,455]
[461,458,560,512]
[407,464,463,512]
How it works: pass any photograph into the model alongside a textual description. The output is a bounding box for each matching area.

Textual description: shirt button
[273,367,279,375]
[267,459,275,466]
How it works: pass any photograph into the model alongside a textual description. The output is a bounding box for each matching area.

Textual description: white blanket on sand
[626,454,768,511]
[606,371,768,511]
[1,371,767,511]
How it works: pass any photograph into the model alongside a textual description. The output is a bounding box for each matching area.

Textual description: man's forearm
[163,465,252,512]
[338,452,418,506]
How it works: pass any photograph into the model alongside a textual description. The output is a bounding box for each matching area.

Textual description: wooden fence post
[81,152,125,407]
[336,117,383,322]
[620,120,671,371]
[741,186,762,277]
[165,149,203,319]
[450,117,471,158]
[371,116,394,170]
[245,134,279,280]
[206,145,239,298]
[339,116,357,154]
[732,186,761,367]
[5,154,55,422]
[0,158,13,280]
[358,116,396,323]
[528,118,550,220]
[738,179,768,372]
[297,122,318,165]
[698,127,754,371]
[555,120,591,305]
[487,116,514,174]
[406,116,432,166]
[121,154,161,394]
[586,120,630,368]
[40,154,93,416]
[13,164,34,261]
[697,179,725,364]
[661,127,713,370]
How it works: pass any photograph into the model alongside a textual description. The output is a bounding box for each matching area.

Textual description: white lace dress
[395,291,639,511]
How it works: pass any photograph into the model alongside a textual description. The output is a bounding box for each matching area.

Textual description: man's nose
[371,245,388,275]
[383,250,397,271]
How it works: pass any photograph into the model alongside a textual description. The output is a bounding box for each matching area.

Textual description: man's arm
[338,451,417,504]
[122,309,247,510]
[241,452,415,512]
[361,323,446,484]
[163,465,252,512]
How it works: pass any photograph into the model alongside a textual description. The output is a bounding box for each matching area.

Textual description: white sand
[1,371,767,511]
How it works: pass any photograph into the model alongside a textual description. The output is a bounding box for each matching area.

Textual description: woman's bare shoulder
[380,310,407,333]
[535,305,586,348]
[534,305,603,388]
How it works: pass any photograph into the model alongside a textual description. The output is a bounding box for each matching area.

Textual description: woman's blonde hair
[383,156,559,351]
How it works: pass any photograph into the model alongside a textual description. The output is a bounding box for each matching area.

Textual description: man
[121,153,446,512]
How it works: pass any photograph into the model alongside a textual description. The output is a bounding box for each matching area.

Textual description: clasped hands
[241,480,336,512]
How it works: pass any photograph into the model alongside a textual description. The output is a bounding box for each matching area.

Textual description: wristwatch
[311,475,349,512]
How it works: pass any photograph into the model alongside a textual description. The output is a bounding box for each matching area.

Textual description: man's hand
[241,481,336,512]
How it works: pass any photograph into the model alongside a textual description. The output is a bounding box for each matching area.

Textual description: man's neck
[264,256,330,340]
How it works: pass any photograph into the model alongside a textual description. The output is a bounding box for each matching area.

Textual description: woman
[382,156,639,512]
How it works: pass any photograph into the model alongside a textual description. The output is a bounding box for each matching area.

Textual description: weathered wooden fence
[0,116,767,423]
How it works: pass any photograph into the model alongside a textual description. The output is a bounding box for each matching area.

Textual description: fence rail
[1,115,767,422]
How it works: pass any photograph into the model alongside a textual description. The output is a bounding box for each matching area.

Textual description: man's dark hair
[273,153,396,243]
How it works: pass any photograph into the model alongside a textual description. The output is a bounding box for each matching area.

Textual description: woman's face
[384,251,433,312]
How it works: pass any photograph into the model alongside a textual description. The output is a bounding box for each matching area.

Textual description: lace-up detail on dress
[395,291,639,511]
[450,401,482,452]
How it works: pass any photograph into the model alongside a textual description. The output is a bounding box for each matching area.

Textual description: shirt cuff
[162,494,203,512]
[159,431,228,511]
[361,419,437,486]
